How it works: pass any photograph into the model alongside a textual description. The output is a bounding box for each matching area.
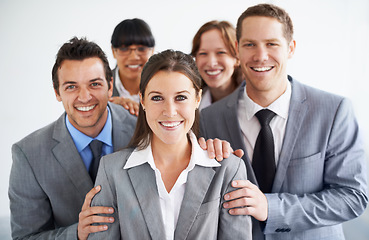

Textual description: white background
[1,0,368,237]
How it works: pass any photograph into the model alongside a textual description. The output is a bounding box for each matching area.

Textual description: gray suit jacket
[89,148,252,240]
[9,103,137,239]
[112,66,120,97]
[200,77,368,240]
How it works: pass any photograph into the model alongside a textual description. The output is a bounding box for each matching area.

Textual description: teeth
[252,66,272,72]
[206,70,222,76]
[161,121,181,127]
[127,65,140,69]
[77,105,95,111]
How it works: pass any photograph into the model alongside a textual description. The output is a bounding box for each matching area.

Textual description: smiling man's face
[55,57,113,138]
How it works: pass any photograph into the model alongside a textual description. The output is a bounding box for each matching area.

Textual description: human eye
[137,46,148,53]
[175,95,188,101]
[267,42,278,47]
[118,47,129,53]
[217,50,227,55]
[91,82,102,87]
[65,85,76,91]
[197,51,207,56]
[151,95,163,101]
[243,43,254,47]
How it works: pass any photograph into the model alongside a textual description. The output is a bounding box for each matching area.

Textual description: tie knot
[255,109,276,126]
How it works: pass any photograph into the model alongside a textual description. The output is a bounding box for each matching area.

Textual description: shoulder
[13,115,63,151]
[100,148,135,171]
[216,154,246,178]
[109,102,137,125]
[201,81,245,117]
[291,77,344,106]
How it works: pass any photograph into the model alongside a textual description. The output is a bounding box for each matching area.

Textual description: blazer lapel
[273,78,309,192]
[225,83,257,184]
[110,102,137,151]
[174,166,215,240]
[128,163,166,239]
[52,114,93,197]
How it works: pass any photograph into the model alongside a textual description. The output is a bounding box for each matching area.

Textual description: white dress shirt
[114,67,140,103]
[199,87,212,110]
[237,81,291,165]
[124,132,220,240]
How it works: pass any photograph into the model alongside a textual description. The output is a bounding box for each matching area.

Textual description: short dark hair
[52,37,112,95]
[111,18,155,48]
[128,50,202,149]
[236,4,294,43]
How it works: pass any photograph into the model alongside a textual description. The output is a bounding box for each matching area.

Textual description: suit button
[275,228,281,232]
[286,228,291,232]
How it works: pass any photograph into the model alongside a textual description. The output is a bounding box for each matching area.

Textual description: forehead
[146,71,195,93]
[58,57,106,83]
[240,16,285,41]
[200,29,225,47]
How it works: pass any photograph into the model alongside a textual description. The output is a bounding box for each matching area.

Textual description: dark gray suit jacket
[9,103,137,239]
[200,77,368,240]
[89,148,252,239]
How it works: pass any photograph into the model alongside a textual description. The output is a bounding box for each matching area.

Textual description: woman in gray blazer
[89,50,252,240]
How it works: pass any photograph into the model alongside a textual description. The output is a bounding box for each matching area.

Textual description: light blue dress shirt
[65,107,113,170]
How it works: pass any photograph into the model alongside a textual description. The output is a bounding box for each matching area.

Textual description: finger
[84,224,109,234]
[84,214,115,225]
[205,139,216,159]
[224,185,253,201]
[221,140,231,159]
[231,180,255,189]
[223,196,253,209]
[198,137,207,150]
[228,206,252,216]
[82,186,101,211]
[233,149,244,158]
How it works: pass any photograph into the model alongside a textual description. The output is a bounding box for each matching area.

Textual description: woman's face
[195,29,238,90]
[112,44,154,82]
[141,71,201,147]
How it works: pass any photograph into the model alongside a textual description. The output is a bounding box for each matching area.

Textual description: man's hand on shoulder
[77,186,114,240]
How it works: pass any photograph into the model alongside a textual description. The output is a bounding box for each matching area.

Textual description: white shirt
[237,81,291,165]
[124,132,220,240]
[114,67,140,103]
[199,87,212,110]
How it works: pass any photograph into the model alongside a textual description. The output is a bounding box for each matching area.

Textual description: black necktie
[252,109,276,193]
[89,140,103,183]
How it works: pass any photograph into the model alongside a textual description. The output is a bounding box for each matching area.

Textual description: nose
[163,100,177,117]
[78,87,92,103]
[128,48,140,59]
[253,46,269,62]
[208,53,218,67]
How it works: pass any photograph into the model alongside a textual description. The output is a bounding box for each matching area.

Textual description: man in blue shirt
[9,37,235,240]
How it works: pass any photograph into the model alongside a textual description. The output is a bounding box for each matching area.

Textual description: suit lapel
[52,114,93,197]
[273,79,309,192]
[110,102,136,151]
[225,83,258,184]
[174,166,215,240]
[128,163,166,239]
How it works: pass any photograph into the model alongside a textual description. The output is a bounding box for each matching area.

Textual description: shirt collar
[124,131,221,170]
[66,106,113,153]
[244,80,291,120]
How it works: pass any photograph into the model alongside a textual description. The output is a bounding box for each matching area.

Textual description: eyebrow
[61,77,104,86]
[147,90,191,95]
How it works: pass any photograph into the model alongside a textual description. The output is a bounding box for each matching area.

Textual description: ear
[108,77,113,98]
[235,40,240,58]
[139,93,145,110]
[196,89,202,109]
[54,88,62,102]
[288,40,296,59]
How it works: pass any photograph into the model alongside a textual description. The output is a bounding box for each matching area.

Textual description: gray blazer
[9,103,137,239]
[89,148,252,240]
[200,77,368,240]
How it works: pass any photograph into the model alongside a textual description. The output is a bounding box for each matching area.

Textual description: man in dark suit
[200,4,368,240]
[9,37,234,240]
